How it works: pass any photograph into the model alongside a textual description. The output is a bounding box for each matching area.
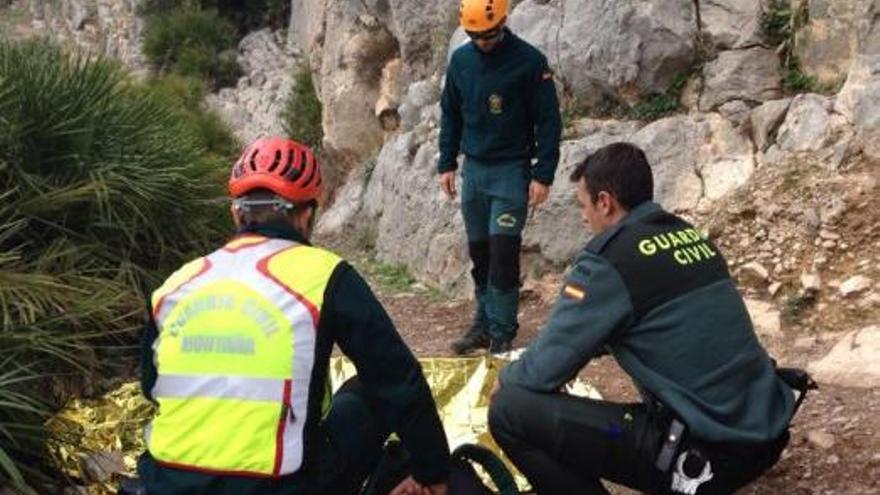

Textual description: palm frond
[0,38,234,487]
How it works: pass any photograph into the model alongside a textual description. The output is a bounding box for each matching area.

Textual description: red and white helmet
[228,137,323,205]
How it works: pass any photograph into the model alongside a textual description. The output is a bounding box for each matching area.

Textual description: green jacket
[501,202,795,443]
[438,28,562,185]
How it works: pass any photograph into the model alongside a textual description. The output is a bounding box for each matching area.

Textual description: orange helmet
[460,0,508,32]
[228,137,323,205]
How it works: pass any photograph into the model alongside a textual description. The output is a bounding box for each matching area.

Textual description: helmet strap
[232,197,296,213]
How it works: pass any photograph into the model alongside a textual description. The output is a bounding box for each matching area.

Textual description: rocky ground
[335,158,880,495]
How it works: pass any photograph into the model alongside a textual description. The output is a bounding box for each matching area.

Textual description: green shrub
[563,71,692,124]
[140,0,290,32]
[782,66,817,92]
[280,67,323,149]
[138,0,192,14]
[143,7,240,88]
[0,39,231,489]
[560,96,587,131]
[213,0,290,32]
[763,0,817,94]
[782,291,817,324]
[630,73,690,120]
[145,71,208,107]
[631,94,680,121]
[762,0,797,48]
[143,74,240,160]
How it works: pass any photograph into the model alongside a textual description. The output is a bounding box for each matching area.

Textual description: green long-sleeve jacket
[438,28,562,185]
[501,202,795,443]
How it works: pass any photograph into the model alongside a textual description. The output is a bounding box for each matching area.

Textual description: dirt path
[372,283,880,495]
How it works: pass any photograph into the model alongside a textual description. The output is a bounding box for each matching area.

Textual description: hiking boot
[451,325,490,355]
[488,338,512,355]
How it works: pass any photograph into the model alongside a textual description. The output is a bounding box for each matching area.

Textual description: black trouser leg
[489,384,790,495]
[468,240,490,329]
[489,384,665,495]
[486,234,521,341]
[317,378,389,495]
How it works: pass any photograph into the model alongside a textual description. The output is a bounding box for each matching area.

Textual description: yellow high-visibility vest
[147,234,341,477]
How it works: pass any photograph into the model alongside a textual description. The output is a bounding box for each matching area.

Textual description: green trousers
[460,157,529,342]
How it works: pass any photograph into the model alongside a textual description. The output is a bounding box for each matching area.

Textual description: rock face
[315,4,400,165]
[23,0,872,302]
[134,0,875,301]
[810,326,880,388]
[835,55,880,161]
[839,275,874,297]
[320,119,474,292]
[206,29,301,144]
[288,0,328,67]
[700,0,765,49]
[319,112,758,293]
[289,0,458,166]
[397,79,440,131]
[28,0,147,74]
[775,94,837,152]
[523,120,644,265]
[750,98,793,151]
[765,93,855,168]
[795,0,880,86]
[632,113,755,209]
[382,0,461,77]
[367,133,471,292]
[506,0,698,105]
[699,48,783,111]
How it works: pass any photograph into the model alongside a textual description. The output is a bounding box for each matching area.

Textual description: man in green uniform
[439,0,562,355]
[488,143,797,494]
[138,137,449,495]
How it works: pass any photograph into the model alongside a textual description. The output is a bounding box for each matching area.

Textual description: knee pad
[488,235,521,291]
[468,240,490,287]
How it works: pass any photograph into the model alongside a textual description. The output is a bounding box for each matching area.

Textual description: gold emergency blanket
[48,356,600,493]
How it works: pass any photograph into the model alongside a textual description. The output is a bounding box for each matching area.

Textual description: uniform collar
[470,27,514,56]
[585,201,661,253]
[236,221,311,246]
[620,201,662,225]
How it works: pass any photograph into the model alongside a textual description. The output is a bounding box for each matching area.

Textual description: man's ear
[293,204,315,232]
[597,190,613,215]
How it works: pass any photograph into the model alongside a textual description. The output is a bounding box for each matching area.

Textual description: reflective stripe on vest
[147,237,341,477]
[153,374,288,402]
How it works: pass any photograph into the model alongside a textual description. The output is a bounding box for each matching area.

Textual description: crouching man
[489,143,796,494]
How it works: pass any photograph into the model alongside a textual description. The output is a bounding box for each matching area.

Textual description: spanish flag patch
[563,283,587,301]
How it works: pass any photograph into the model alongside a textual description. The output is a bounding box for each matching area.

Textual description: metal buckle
[232,198,295,212]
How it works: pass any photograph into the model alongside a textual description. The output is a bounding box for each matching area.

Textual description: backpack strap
[361,440,411,495]
[452,444,520,495]
[776,367,818,419]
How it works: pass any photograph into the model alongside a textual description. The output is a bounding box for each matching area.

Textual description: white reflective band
[153,374,287,402]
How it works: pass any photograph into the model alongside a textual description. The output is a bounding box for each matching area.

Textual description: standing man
[488,143,798,494]
[439,0,562,355]
[138,137,449,495]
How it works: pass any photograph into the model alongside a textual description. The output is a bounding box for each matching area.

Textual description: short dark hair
[569,142,654,210]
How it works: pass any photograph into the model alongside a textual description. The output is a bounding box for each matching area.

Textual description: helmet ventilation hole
[248,148,259,172]
[267,150,282,172]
